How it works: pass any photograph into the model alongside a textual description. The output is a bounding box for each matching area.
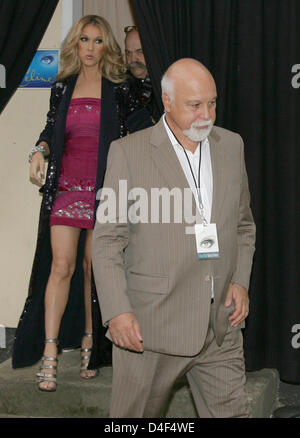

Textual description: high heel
[80,333,99,379]
[36,338,58,392]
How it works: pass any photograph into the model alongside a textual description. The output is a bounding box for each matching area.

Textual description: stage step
[0,350,279,418]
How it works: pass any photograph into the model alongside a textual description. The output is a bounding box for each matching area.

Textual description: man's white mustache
[182,119,214,142]
[192,119,213,128]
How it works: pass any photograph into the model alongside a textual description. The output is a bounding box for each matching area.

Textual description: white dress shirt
[163,115,215,299]
[163,114,213,224]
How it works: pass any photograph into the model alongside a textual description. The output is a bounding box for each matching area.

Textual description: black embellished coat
[12,74,152,369]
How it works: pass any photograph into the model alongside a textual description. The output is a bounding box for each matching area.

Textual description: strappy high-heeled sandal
[36,338,58,392]
[80,333,99,379]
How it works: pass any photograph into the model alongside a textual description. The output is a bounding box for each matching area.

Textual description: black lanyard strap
[165,117,207,223]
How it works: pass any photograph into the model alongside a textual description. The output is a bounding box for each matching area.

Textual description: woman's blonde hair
[56,15,126,83]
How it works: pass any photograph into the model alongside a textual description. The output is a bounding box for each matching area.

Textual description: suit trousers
[109,303,250,418]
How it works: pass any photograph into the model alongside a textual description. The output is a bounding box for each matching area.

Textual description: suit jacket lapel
[209,128,225,224]
[149,118,191,191]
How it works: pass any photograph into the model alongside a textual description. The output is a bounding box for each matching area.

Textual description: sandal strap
[37,371,56,378]
[45,338,59,344]
[37,356,58,377]
[37,377,57,385]
[81,347,91,362]
[40,364,57,371]
[80,334,98,377]
[37,353,58,390]
[42,356,58,362]
[37,376,56,381]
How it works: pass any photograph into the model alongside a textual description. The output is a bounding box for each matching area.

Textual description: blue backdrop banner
[19,50,59,88]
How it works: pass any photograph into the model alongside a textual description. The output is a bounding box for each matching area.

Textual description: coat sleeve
[231,136,256,290]
[35,81,66,149]
[92,139,133,327]
[115,81,153,135]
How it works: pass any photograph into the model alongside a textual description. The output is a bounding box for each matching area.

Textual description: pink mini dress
[50,98,101,229]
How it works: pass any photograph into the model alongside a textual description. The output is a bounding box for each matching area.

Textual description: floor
[276,381,300,415]
[1,328,300,418]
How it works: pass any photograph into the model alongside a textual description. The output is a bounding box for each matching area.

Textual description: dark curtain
[0,0,59,113]
[132,0,300,383]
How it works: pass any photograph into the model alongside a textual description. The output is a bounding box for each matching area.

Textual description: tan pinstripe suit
[92,117,256,417]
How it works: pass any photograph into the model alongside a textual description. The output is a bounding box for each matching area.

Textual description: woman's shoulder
[51,74,77,92]
[49,75,78,105]
[49,79,67,100]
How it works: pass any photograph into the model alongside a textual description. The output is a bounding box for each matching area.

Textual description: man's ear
[162,92,172,112]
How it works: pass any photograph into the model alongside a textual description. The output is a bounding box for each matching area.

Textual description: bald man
[92,58,256,418]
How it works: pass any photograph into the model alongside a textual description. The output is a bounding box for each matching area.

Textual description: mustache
[127,61,147,70]
[192,119,213,128]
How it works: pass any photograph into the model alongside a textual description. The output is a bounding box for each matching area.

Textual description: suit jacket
[92,117,256,356]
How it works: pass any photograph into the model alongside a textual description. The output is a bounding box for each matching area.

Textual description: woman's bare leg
[40,225,81,390]
[80,229,97,378]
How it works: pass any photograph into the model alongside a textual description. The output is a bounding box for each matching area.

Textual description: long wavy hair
[56,15,126,83]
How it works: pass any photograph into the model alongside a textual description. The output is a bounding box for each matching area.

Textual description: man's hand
[225,283,249,327]
[109,312,143,352]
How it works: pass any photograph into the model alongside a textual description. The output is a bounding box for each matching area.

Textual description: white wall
[0,3,63,327]
[83,0,135,51]
[62,0,83,40]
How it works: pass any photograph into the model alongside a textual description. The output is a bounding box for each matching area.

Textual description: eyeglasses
[124,25,138,34]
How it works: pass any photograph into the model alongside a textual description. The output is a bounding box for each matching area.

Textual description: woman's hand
[29,152,46,185]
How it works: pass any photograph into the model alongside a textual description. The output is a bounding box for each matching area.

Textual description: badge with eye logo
[195,223,220,259]
[200,238,215,248]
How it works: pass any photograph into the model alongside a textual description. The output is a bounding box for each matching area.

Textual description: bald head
[162,58,217,148]
[161,58,216,102]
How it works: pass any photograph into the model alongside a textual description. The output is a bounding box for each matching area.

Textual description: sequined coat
[12,74,152,369]
[125,71,161,123]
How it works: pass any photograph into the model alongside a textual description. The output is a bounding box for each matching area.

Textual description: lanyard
[180,141,207,225]
[165,118,207,225]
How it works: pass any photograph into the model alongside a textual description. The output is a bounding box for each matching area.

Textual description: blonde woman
[12,15,151,391]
